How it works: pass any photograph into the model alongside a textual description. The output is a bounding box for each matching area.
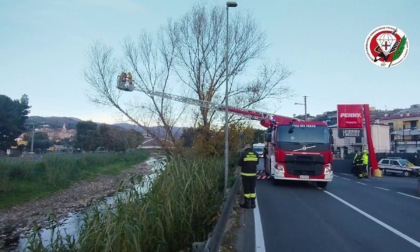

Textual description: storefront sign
[338,129,364,138]
[337,104,363,129]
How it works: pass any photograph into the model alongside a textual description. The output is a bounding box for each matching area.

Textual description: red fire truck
[261,117,333,188]
[117,73,334,188]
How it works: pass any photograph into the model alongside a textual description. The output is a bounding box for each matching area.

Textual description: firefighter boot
[240,198,251,209]
[250,198,256,209]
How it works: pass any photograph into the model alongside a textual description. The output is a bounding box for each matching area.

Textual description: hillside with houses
[8,103,420,156]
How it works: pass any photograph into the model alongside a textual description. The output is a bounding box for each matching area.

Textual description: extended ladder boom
[117,73,297,126]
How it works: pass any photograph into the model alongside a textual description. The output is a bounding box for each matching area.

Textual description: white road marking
[356,182,367,185]
[254,198,266,252]
[333,174,350,181]
[397,192,420,200]
[375,186,390,191]
[323,190,420,249]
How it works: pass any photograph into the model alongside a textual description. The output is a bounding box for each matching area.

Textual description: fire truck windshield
[276,125,331,151]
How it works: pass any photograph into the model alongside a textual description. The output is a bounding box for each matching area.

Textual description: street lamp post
[224,1,237,195]
[30,123,35,153]
[294,95,307,121]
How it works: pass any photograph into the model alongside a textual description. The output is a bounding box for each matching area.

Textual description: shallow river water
[12,156,165,251]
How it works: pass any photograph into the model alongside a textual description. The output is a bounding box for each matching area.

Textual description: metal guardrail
[193,174,241,252]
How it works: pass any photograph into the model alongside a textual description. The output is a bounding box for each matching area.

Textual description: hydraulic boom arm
[116,72,298,127]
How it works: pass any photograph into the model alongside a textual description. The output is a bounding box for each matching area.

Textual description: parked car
[252,143,265,158]
[378,158,420,177]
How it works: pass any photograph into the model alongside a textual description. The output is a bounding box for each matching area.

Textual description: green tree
[119,129,144,151]
[98,124,144,152]
[76,122,144,153]
[0,94,31,151]
[74,121,101,152]
[180,127,196,147]
[25,132,53,153]
[253,129,266,144]
[98,124,112,150]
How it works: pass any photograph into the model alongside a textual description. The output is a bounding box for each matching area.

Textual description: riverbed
[0,153,165,250]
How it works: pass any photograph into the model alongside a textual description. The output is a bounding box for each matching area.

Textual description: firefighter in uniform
[238,144,259,209]
[356,150,369,178]
[352,150,360,176]
[362,149,369,178]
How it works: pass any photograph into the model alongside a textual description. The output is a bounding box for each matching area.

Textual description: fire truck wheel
[316,182,328,188]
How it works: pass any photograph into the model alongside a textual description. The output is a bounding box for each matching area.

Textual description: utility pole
[294,96,307,121]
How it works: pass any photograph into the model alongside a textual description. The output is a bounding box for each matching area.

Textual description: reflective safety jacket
[353,153,359,165]
[362,153,369,165]
[238,148,259,175]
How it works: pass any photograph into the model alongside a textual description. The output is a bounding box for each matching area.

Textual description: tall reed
[77,156,226,252]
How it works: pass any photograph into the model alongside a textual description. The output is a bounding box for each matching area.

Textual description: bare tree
[84,3,292,155]
[169,4,291,127]
[84,40,184,155]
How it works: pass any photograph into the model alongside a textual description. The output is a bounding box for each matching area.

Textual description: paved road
[235,159,420,252]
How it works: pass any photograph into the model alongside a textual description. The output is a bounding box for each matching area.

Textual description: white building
[331,124,391,158]
[390,128,420,153]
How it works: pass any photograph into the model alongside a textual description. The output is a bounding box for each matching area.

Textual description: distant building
[378,104,420,153]
[390,129,420,153]
[331,124,391,158]
[317,104,420,156]
[379,104,420,130]
[37,123,76,141]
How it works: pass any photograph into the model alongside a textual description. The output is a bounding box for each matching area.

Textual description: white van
[252,143,265,158]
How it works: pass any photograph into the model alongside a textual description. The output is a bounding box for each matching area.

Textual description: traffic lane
[370,174,419,195]
[256,179,420,252]
[336,170,419,196]
[336,172,419,198]
[329,174,420,242]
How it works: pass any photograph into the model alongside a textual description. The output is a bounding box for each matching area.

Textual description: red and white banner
[337,104,363,129]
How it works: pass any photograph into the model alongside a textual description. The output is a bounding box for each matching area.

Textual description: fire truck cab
[264,120,334,188]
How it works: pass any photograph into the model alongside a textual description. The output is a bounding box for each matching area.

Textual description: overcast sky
[1,0,419,124]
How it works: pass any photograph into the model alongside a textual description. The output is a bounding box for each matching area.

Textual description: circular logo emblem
[364,25,409,67]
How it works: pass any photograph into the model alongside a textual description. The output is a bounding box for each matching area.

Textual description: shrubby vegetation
[74,121,144,152]
[25,153,238,252]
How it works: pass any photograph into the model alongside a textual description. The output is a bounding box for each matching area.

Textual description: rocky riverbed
[0,154,163,248]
